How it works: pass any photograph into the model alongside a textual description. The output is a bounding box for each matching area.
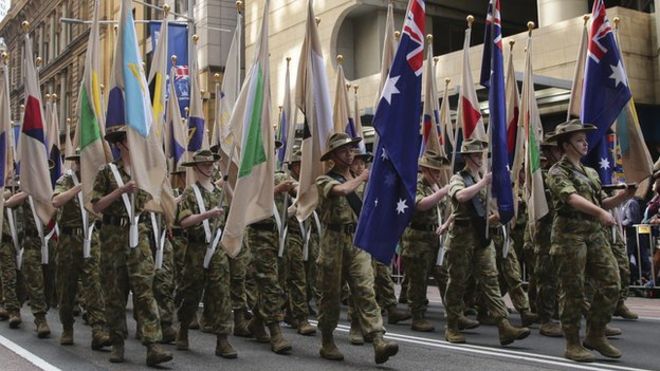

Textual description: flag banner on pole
[567,19,588,119]
[294,0,334,222]
[164,66,186,169]
[148,13,169,143]
[421,41,443,157]
[481,0,514,224]
[19,31,55,224]
[333,61,353,137]
[277,59,293,168]
[581,0,632,183]
[459,25,486,143]
[148,22,189,115]
[505,43,520,168]
[221,0,274,257]
[615,99,653,195]
[0,60,12,234]
[46,99,62,187]
[374,1,397,108]
[353,87,366,154]
[354,0,425,264]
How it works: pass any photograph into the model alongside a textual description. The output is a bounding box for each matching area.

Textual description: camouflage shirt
[177,181,225,237]
[91,160,151,218]
[547,156,606,217]
[410,175,438,227]
[316,172,359,225]
[53,172,83,228]
[448,169,487,221]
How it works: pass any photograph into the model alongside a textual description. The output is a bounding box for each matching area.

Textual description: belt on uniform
[171,228,185,237]
[325,223,356,233]
[250,222,277,231]
[60,226,84,235]
[102,215,130,227]
[409,223,438,232]
[452,219,472,227]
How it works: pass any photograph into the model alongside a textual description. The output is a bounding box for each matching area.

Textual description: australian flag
[354,0,425,264]
[582,0,631,183]
[480,0,514,224]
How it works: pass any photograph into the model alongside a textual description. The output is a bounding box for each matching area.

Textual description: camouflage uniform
[20,201,49,321]
[372,260,398,310]
[91,160,163,346]
[0,204,21,317]
[315,173,383,336]
[533,171,558,325]
[176,182,232,335]
[444,170,509,327]
[490,224,532,316]
[53,173,107,336]
[401,175,444,321]
[608,225,630,305]
[547,157,620,333]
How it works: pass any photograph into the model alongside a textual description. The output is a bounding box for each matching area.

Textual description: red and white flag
[458,25,486,143]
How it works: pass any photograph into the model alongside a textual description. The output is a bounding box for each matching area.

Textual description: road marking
[0,334,61,371]
[310,320,653,371]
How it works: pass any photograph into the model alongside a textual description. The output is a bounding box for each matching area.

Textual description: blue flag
[354,0,425,264]
[481,0,514,224]
[581,0,631,183]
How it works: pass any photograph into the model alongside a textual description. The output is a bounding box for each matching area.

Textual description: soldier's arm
[52,177,81,208]
[178,191,222,228]
[329,169,368,197]
[601,189,635,210]
[5,191,28,208]
[91,168,136,214]
[455,172,491,203]
[417,184,450,212]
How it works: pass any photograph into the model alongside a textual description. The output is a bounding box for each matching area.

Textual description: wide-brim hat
[540,132,558,148]
[419,150,450,170]
[545,119,597,143]
[286,150,302,164]
[104,126,127,143]
[320,133,362,161]
[181,149,221,167]
[352,149,373,163]
[64,148,81,161]
[457,139,488,155]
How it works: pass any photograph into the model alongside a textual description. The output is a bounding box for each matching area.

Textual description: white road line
[0,334,61,371]
[310,320,653,371]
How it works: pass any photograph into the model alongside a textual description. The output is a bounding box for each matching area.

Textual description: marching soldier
[91,126,172,366]
[400,150,457,332]
[315,132,398,364]
[546,120,632,362]
[443,139,530,345]
[1,177,26,328]
[51,149,111,349]
[176,149,236,358]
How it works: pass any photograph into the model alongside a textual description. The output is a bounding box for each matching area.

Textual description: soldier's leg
[99,230,130,345]
[153,240,176,341]
[535,249,559,324]
[229,238,251,336]
[305,231,320,309]
[176,246,205,350]
[316,230,344,333]
[22,237,49,334]
[498,241,534,321]
[402,250,433,331]
[610,238,636,319]
[80,232,111,349]
[57,235,80,342]
[287,232,311,328]
[205,250,236,358]
[0,240,21,324]
[170,235,187,307]
[372,260,398,310]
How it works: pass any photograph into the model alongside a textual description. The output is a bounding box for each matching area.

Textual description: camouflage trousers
[247,225,285,324]
[305,229,320,306]
[22,236,48,316]
[534,248,557,323]
[278,225,309,320]
[372,259,398,310]
[401,229,444,316]
[56,231,106,329]
[317,228,383,336]
[170,233,187,305]
[177,242,232,335]
[99,223,162,345]
[0,238,20,312]
[444,224,508,324]
[610,237,630,302]
[229,237,252,311]
[551,222,619,330]
[491,229,531,313]
[151,238,175,327]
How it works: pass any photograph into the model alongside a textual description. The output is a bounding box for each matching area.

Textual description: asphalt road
[0,300,657,371]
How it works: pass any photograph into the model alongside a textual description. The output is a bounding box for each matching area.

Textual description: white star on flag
[374,199,379,207]
[599,157,611,170]
[396,199,408,214]
[380,148,388,161]
[609,61,628,88]
[381,76,400,104]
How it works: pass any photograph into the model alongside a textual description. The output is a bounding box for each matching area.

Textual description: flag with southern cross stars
[581,0,631,183]
[354,0,425,265]
[480,0,514,224]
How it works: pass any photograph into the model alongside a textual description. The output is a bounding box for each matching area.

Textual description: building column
[537,0,588,27]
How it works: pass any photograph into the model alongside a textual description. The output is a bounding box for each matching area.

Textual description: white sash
[27,196,48,264]
[150,212,166,270]
[70,171,92,258]
[108,163,139,248]
[191,183,211,244]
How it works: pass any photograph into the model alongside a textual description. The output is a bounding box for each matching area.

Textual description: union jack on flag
[174,65,190,116]
[401,0,425,76]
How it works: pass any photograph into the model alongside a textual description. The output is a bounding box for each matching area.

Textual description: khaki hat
[419,150,450,170]
[540,132,558,148]
[181,149,221,167]
[545,119,597,143]
[104,126,127,143]
[287,150,302,164]
[457,138,488,155]
[320,133,362,161]
[65,148,81,161]
[352,148,373,163]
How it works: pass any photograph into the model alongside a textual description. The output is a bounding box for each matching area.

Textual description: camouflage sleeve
[316,175,340,198]
[547,166,576,204]
[274,172,288,186]
[414,180,425,206]
[177,187,197,223]
[448,174,465,201]
[90,166,109,204]
[53,174,72,198]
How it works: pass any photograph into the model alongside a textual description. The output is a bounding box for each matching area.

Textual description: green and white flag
[221,0,274,257]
